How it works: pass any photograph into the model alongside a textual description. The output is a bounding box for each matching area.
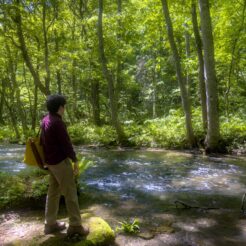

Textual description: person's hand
[73,162,79,176]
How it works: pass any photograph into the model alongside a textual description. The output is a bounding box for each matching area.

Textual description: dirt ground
[1,205,246,246]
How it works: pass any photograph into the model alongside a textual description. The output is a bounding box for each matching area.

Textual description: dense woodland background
[0,0,245,152]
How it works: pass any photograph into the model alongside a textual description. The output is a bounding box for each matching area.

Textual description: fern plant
[78,157,94,176]
[75,157,94,195]
[116,219,140,234]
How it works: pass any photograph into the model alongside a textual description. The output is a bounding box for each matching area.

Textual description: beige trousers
[45,158,81,226]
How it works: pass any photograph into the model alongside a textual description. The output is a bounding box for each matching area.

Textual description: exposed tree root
[174,200,219,211]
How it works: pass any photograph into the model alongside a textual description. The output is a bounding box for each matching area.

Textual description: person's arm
[55,120,78,163]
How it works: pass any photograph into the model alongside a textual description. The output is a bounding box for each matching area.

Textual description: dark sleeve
[55,120,77,163]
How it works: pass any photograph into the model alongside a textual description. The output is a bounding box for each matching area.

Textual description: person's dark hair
[46,94,66,114]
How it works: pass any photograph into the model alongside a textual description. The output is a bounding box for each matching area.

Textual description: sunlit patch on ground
[0,213,44,245]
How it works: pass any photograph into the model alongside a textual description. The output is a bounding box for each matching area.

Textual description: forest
[0,1,246,245]
[0,0,245,152]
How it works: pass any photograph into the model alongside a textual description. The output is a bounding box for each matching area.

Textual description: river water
[1,145,246,245]
[1,145,246,208]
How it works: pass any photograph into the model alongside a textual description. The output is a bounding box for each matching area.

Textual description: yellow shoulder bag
[23,129,46,170]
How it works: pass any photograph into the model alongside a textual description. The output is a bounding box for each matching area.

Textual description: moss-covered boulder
[76,215,115,246]
[37,216,114,246]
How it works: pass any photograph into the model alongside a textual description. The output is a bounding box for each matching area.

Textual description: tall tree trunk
[76,2,100,124]
[225,0,246,117]
[191,1,207,131]
[184,24,191,100]
[71,16,78,121]
[13,0,49,95]
[56,70,62,94]
[5,44,28,136]
[33,85,38,130]
[23,63,33,127]
[71,58,78,121]
[91,79,101,126]
[0,80,6,125]
[2,86,20,140]
[53,1,62,94]
[98,0,126,144]
[42,1,51,93]
[116,0,123,103]
[161,0,196,147]
[198,0,220,152]
[152,65,157,118]
[55,30,62,94]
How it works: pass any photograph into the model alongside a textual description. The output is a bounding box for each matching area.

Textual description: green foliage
[126,109,188,148]
[116,218,140,234]
[76,157,94,191]
[0,0,245,152]
[0,172,26,209]
[0,169,48,210]
[68,123,117,145]
[77,157,94,176]
[0,157,95,210]
[18,167,48,179]
[126,109,246,150]
[0,126,20,143]
[220,115,246,151]
[30,175,49,198]
[0,110,245,151]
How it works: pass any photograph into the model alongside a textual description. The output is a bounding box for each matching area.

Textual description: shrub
[0,172,26,209]
[220,115,246,151]
[68,123,117,145]
[0,110,245,151]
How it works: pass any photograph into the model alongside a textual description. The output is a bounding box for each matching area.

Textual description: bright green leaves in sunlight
[0,0,245,152]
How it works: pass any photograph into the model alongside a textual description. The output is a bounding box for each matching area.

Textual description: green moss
[76,217,115,246]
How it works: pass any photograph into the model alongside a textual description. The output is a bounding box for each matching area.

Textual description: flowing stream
[1,145,246,245]
[1,145,246,210]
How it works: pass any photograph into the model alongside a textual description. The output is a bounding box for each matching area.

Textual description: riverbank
[1,199,246,246]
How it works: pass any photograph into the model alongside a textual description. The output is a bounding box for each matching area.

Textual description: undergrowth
[0,109,245,151]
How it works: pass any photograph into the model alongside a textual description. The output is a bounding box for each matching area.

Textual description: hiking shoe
[67,225,89,237]
[44,221,66,234]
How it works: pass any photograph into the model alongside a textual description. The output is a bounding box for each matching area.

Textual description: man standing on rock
[41,94,88,238]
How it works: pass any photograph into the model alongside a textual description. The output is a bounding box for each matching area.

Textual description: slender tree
[1,79,20,139]
[91,78,101,126]
[198,0,220,152]
[5,45,28,136]
[0,81,6,125]
[116,0,123,105]
[12,0,50,95]
[98,0,126,143]
[191,1,207,131]
[225,0,246,117]
[42,0,51,94]
[54,29,62,94]
[184,23,191,104]
[161,0,196,147]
